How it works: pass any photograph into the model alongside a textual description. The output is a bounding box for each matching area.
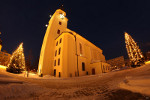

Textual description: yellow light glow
[45,24,48,27]
[124,32,143,64]
[7,43,25,69]
[0,65,7,70]
[60,13,65,19]
[145,61,150,64]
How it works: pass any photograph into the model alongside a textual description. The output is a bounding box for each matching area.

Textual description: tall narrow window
[57,29,60,34]
[54,69,56,77]
[56,41,58,46]
[55,50,57,56]
[54,60,56,66]
[59,38,62,43]
[82,62,85,71]
[59,21,62,25]
[59,72,61,77]
[58,58,60,66]
[58,48,61,55]
[79,43,82,55]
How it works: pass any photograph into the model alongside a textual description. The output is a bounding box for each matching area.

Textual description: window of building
[79,43,82,55]
[54,60,56,66]
[59,72,61,77]
[75,72,77,76]
[70,73,72,77]
[56,41,58,46]
[57,29,60,34]
[59,21,62,25]
[59,38,62,43]
[58,58,60,66]
[58,48,61,55]
[86,71,88,75]
[82,62,85,71]
[54,69,56,77]
[55,50,57,56]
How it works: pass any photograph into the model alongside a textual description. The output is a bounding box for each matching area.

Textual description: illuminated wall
[0,51,11,66]
[38,9,110,77]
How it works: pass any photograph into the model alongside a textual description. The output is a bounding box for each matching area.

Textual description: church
[38,8,111,77]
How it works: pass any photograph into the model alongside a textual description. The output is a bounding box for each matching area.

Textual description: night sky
[0,0,150,61]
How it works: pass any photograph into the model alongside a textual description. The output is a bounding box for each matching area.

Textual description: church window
[59,21,62,25]
[55,50,57,56]
[56,41,58,46]
[82,62,85,71]
[54,60,56,66]
[60,38,62,43]
[59,72,61,77]
[58,48,61,55]
[57,29,60,34]
[58,58,60,66]
[79,43,82,55]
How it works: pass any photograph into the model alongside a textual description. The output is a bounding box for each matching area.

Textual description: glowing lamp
[45,24,48,27]
[60,13,65,19]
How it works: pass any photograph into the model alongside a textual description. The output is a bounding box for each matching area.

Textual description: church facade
[38,9,110,77]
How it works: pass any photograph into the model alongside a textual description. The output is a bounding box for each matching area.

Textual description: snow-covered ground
[0,64,150,100]
[120,64,150,96]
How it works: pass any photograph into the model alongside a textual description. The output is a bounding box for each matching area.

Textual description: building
[0,51,11,66]
[0,38,11,66]
[107,56,125,70]
[38,9,110,77]
[145,51,150,61]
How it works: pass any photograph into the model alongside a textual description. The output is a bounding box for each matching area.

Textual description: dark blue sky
[0,0,150,60]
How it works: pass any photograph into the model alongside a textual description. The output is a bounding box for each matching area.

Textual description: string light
[7,43,25,70]
[124,32,143,65]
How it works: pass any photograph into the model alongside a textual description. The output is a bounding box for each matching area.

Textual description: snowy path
[0,64,150,100]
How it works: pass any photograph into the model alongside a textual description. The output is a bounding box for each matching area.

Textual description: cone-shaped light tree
[124,32,143,66]
[7,43,25,73]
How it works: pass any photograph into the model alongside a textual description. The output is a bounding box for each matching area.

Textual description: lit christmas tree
[124,32,144,66]
[7,43,25,73]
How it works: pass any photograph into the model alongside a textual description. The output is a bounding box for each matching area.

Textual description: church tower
[38,9,68,75]
[38,8,110,77]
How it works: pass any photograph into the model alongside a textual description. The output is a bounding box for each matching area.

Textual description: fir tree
[125,32,144,66]
[7,43,25,73]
